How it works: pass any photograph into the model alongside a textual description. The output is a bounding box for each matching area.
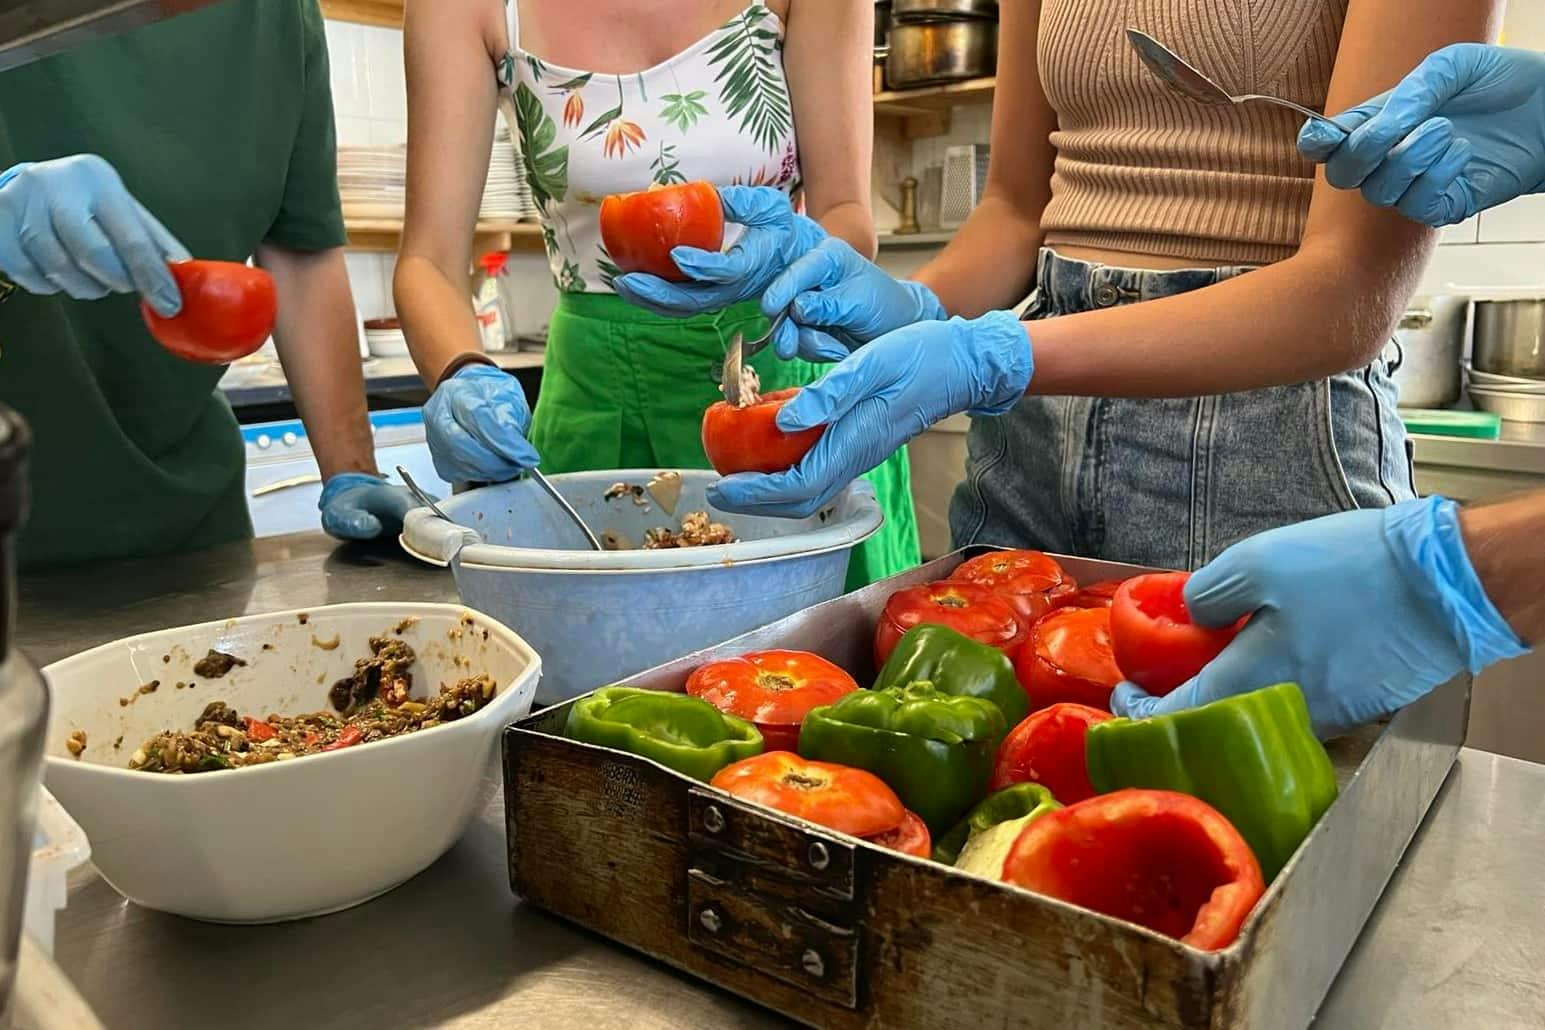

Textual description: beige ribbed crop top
[1037,0,1349,265]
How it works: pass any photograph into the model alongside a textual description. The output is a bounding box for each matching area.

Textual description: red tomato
[140,260,277,364]
[1003,789,1265,951]
[598,180,725,281]
[710,752,905,838]
[874,581,1028,668]
[990,702,1112,803]
[702,387,825,475]
[1014,607,1123,711]
[949,550,1078,622]
[863,809,931,858]
[1067,580,1123,609]
[686,650,859,752]
[1109,573,1246,697]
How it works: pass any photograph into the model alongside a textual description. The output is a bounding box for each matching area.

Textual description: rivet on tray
[703,805,726,834]
[807,842,830,870]
[699,907,723,934]
[802,948,826,979]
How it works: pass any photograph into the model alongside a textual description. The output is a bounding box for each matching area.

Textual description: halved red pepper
[990,702,1112,803]
[321,725,364,752]
[1003,788,1264,951]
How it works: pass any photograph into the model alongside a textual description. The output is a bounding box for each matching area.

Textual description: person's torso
[500,0,802,293]
[0,0,325,567]
[1037,0,1349,266]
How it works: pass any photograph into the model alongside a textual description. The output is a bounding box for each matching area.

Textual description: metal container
[886,20,997,88]
[893,0,998,20]
[1468,387,1545,423]
[1391,294,1468,408]
[1473,297,1545,378]
[504,549,1469,1030]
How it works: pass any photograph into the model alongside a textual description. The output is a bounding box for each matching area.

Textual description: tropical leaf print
[498,52,516,88]
[557,258,587,293]
[604,119,646,158]
[524,54,548,83]
[541,224,559,259]
[550,73,593,129]
[596,245,623,290]
[706,6,793,153]
[651,143,687,185]
[513,83,569,210]
[660,90,709,132]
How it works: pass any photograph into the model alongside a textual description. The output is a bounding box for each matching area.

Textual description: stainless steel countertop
[1410,418,1545,476]
[21,535,1545,1029]
[218,350,545,409]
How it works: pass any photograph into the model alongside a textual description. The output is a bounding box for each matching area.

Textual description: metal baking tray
[503,549,1469,1029]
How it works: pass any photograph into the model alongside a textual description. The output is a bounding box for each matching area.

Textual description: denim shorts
[949,248,1416,570]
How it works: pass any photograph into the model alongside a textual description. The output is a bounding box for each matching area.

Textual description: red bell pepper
[242,716,277,743]
[990,702,1112,803]
[321,725,364,752]
[1003,788,1264,951]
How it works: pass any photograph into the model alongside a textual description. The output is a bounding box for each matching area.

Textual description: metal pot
[1473,297,1545,379]
[886,20,997,88]
[1390,294,1468,408]
[892,0,998,21]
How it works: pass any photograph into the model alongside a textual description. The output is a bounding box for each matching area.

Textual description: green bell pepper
[799,681,1006,834]
[565,686,763,782]
[1085,682,1337,881]
[873,623,1028,730]
[932,782,1060,870]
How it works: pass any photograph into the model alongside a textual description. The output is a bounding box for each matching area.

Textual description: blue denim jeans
[949,248,1416,570]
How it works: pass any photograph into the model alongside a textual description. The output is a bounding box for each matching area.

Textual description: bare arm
[783,0,876,256]
[1016,0,1502,397]
[395,0,503,387]
[256,244,378,478]
[1462,492,1545,646]
[912,0,1055,313]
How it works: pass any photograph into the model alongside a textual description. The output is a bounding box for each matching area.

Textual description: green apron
[529,292,920,590]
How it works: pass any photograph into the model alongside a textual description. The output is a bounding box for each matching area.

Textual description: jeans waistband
[1034,247,1255,312]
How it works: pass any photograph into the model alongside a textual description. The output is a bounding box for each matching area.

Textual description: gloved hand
[319,473,420,541]
[613,185,825,327]
[423,364,540,484]
[1299,44,1545,226]
[708,310,1031,518]
[1111,496,1528,738]
[0,154,189,315]
[759,236,948,363]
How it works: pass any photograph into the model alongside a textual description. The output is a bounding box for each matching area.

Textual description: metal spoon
[397,466,456,523]
[721,310,791,407]
[1125,28,1355,134]
[527,467,604,551]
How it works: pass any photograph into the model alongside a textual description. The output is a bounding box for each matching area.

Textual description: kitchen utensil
[1401,408,1502,439]
[1468,386,1545,423]
[1125,29,1354,133]
[400,470,882,703]
[886,20,997,88]
[397,465,456,524]
[897,176,921,234]
[918,164,944,231]
[893,0,998,20]
[528,467,604,551]
[874,0,893,47]
[1466,365,1545,391]
[42,604,540,923]
[940,143,989,228]
[0,0,222,73]
[1391,295,1469,408]
[1472,297,1545,378]
[720,310,790,407]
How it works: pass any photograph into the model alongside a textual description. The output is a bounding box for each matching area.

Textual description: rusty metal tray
[503,549,1469,1029]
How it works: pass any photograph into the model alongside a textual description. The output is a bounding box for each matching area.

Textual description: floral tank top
[498,1,801,294]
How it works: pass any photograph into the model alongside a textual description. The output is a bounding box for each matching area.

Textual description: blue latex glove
[318,473,420,541]
[0,154,189,315]
[759,236,948,363]
[423,364,541,484]
[613,185,825,330]
[708,310,1031,518]
[1111,496,1528,738]
[1299,44,1545,226]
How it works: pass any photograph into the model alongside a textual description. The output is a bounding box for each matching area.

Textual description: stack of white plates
[482,127,538,221]
[363,318,409,358]
[1466,364,1545,422]
[337,132,538,223]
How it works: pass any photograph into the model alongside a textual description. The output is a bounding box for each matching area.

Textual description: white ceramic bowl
[41,603,540,923]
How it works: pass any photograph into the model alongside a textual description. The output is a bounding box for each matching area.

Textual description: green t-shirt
[0,0,346,570]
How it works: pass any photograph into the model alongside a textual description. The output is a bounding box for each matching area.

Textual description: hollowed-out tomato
[874,580,1028,667]
[1109,572,1246,696]
[949,550,1078,622]
[702,387,825,475]
[140,260,277,364]
[1014,606,1123,712]
[686,649,859,752]
[598,180,725,281]
[990,702,1112,803]
[1067,580,1122,610]
[710,751,905,838]
[863,809,931,859]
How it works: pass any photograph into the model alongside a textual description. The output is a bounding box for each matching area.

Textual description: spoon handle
[529,468,604,551]
[1236,94,1355,134]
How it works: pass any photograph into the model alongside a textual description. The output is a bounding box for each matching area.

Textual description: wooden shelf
[874,77,995,116]
[319,0,402,28]
[344,218,546,254]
